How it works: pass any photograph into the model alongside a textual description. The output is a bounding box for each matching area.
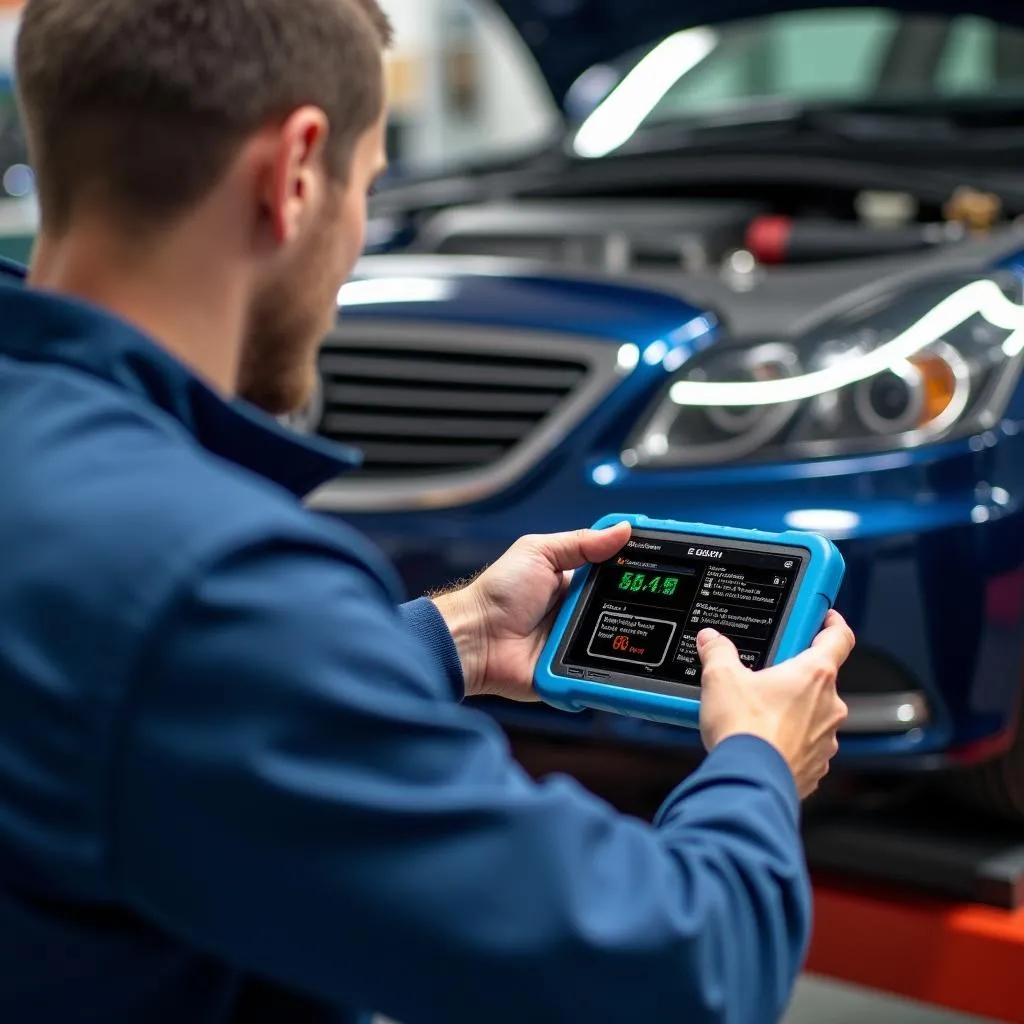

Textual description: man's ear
[260,106,330,247]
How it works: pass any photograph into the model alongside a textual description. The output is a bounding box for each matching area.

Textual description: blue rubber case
[534,513,846,728]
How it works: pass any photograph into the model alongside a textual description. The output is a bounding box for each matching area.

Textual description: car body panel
[324,248,1024,768]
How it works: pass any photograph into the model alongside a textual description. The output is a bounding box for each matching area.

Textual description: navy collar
[0,272,361,498]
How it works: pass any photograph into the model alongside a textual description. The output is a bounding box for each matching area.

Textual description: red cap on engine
[746,215,793,265]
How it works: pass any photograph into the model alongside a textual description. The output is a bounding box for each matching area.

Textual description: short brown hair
[15,0,392,234]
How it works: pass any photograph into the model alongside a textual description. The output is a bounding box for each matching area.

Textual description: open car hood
[494,0,1024,105]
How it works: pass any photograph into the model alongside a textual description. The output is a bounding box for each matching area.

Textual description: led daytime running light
[668,279,1024,407]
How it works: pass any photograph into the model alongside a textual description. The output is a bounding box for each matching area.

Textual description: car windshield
[569,8,1024,157]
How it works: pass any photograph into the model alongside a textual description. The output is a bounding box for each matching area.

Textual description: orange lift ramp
[807,875,1024,1023]
[802,801,1024,1023]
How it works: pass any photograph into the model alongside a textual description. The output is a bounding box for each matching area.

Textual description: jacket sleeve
[109,531,811,1024]
[397,596,466,700]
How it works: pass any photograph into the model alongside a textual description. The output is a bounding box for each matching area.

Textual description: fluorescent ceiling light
[669,280,1024,407]
[572,28,719,159]
[339,277,455,307]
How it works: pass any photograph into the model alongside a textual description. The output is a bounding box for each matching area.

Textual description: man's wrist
[430,586,488,697]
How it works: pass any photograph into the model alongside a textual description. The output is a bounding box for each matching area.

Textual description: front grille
[316,335,591,478]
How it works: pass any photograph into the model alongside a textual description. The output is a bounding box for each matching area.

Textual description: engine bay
[398,180,1024,339]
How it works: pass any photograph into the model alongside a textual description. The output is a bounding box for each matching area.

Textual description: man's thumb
[696,629,741,673]
[540,521,632,571]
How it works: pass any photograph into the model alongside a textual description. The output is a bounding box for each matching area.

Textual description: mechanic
[0,1,853,1023]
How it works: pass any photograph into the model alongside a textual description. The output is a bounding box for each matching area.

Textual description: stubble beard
[238,201,342,417]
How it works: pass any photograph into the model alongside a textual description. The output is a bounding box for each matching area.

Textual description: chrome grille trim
[306,321,629,512]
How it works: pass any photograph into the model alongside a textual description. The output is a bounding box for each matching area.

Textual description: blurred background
[0,0,560,261]
[2,0,1020,262]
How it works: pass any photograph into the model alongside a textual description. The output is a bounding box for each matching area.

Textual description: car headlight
[623,270,1024,468]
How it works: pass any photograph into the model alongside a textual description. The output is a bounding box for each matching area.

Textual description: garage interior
[3,0,1024,1021]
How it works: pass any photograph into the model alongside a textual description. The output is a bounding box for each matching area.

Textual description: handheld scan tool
[535,513,846,728]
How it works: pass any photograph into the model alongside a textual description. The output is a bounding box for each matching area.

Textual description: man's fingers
[534,521,632,572]
[810,610,856,667]
[696,629,743,675]
[820,609,853,637]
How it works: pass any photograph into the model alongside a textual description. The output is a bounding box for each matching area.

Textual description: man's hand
[432,522,632,700]
[697,611,855,800]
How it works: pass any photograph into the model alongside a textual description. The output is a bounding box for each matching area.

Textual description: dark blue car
[7,0,1024,819]
[301,0,1024,820]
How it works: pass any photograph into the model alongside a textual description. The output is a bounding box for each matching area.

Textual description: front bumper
[344,424,1024,769]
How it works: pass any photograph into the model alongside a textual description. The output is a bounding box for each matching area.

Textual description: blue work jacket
[0,266,811,1024]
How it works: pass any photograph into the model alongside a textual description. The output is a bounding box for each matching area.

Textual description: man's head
[15,0,392,414]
